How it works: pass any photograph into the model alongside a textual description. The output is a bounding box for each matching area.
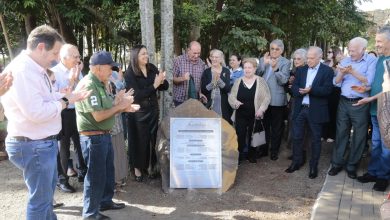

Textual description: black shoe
[248,157,257,163]
[347,170,357,179]
[56,182,75,193]
[135,175,143,182]
[84,212,111,220]
[309,167,318,179]
[270,153,278,161]
[78,175,85,182]
[100,202,125,212]
[373,179,389,192]
[285,163,301,173]
[257,149,268,158]
[357,172,377,183]
[328,166,343,176]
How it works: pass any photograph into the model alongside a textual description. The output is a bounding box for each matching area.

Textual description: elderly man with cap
[75,51,137,220]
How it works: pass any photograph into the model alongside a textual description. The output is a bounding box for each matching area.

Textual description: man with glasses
[328,37,377,179]
[256,39,290,161]
[51,44,87,193]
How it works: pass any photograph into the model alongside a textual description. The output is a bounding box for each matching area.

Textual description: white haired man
[328,37,377,179]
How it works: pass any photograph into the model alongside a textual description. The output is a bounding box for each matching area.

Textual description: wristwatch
[61,97,69,108]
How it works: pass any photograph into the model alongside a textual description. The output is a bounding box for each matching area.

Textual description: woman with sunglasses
[322,46,344,143]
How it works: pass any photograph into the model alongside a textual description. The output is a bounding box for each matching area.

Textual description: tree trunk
[86,24,93,56]
[0,14,14,60]
[160,0,174,118]
[23,13,37,35]
[46,0,77,45]
[139,0,156,65]
[77,27,84,56]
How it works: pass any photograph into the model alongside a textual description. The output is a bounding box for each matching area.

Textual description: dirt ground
[0,141,333,220]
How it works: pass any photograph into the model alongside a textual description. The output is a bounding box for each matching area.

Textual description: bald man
[172,41,206,106]
[286,46,334,179]
[51,44,87,193]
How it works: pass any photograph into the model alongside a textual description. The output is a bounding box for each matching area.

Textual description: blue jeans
[80,134,115,218]
[6,137,58,220]
[368,116,390,179]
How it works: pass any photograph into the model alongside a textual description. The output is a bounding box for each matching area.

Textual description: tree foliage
[0,0,373,63]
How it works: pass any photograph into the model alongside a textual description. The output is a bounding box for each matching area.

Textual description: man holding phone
[354,26,390,191]
[328,37,377,179]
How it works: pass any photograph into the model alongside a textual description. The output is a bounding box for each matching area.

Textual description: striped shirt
[172,54,205,102]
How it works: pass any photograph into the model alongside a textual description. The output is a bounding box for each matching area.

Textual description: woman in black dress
[201,49,232,123]
[228,58,271,163]
[125,45,169,181]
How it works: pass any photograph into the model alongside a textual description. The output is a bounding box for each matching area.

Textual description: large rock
[156,99,238,193]
[378,92,390,148]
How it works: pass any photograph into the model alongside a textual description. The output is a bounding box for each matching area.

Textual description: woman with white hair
[286,48,310,160]
[201,49,232,123]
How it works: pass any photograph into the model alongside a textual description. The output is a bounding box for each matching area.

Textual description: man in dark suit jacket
[285,46,334,179]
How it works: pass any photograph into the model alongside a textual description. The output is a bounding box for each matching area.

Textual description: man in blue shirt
[328,37,377,179]
[354,26,390,191]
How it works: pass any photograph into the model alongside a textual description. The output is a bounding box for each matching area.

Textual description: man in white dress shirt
[2,25,90,220]
[51,44,87,192]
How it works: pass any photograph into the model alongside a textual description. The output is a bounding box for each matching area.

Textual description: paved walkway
[311,157,389,220]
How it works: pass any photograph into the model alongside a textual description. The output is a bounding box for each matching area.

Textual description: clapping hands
[153,71,166,89]
[65,83,92,103]
[0,71,13,96]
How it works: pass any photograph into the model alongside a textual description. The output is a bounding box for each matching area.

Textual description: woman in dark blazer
[201,49,232,123]
[125,45,169,182]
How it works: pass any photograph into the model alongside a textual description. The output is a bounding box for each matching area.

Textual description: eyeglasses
[270,47,280,51]
[293,58,302,60]
[327,51,333,54]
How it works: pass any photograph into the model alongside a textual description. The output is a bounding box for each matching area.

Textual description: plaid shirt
[172,54,205,102]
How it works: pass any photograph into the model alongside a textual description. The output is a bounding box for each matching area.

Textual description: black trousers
[58,109,86,181]
[322,87,340,139]
[235,113,255,160]
[128,108,158,171]
[263,105,286,155]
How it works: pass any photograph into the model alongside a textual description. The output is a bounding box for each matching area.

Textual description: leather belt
[9,135,57,142]
[79,130,110,136]
[341,95,362,102]
[301,104,310,108]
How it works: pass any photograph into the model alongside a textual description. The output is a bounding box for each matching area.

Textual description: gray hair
[210,49,226,67]
[270,39,284,52]
[377,25,390,41]
[292,48,307,62]
[308,46,323,58]
[349,37,368,49]
[59,44,78,59]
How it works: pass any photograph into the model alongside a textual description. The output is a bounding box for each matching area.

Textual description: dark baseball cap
[89,51,120,67]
